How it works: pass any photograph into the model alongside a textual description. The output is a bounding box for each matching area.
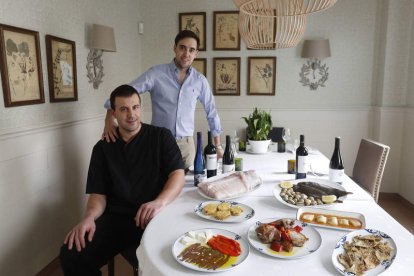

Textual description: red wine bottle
[329,137,345,184]
[295,134,308,179]
[204,131,217,178]
[222,135,235,173]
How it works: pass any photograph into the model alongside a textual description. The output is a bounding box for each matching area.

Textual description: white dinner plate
[194,200,255,223]
[296,207,366,231]
[172,228,249,273]
[197,172,262,200]
[246,149,268,155]
[247,218,322,259]
[273,178,349,209]
[332,229,397,276]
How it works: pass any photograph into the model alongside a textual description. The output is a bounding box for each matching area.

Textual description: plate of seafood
[332,228,397,276]
[197,170,262,200]
[296,207,366,231]
[273,178,352,209]
[172,228,249,272]
[247,218,321,259]
[194,200,255,223]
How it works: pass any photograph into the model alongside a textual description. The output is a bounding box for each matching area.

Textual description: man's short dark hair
[110,84,141,110]
[175,30,200,49]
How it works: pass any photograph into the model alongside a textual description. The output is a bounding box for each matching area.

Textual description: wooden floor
[38,192,414,276]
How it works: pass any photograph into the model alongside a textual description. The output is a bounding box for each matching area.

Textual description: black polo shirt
[86,123,184,216]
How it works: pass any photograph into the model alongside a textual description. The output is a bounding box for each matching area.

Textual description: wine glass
[282,128,291,144]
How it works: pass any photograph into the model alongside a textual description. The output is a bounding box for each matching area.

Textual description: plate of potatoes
[194,200,255,223]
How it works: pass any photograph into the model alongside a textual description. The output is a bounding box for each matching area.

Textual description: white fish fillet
[198,170,261,199]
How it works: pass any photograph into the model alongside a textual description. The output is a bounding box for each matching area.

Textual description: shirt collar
[170,59,192,75]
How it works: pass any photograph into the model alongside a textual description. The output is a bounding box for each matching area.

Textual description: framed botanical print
[213,11,240,50]
[45,35,78,102]
[213,57,240,96]
[192,58,207,77]
[179,12,206,51]
[247,56,276,96]
[0,24,44,107]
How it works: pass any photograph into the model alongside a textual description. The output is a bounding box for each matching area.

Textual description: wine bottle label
[206,154,217,170]
[222,164,235,173]
[297,156,309,173]
[329,169,344,184]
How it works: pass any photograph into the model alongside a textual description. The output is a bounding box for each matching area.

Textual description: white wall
[0,0,141,275]
[0,0,413,275]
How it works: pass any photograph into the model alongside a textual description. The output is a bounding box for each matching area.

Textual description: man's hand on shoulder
[102,109,118,142]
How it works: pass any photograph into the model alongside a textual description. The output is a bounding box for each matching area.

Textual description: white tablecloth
[137,150,413,276]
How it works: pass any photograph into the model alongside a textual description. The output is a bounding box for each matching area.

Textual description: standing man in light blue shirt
[102,30,223,169]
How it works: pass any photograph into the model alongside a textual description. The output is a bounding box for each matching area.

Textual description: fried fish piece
[217,202,231,211]
[230,205,243,216]
[202,203,218,215]
[214,210,231,220]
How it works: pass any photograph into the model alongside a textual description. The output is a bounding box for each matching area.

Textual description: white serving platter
[197,171,262,200]
[194,200,255,223]
[296,206,366,231]
[273,178,349,209]
[247,218,322,259]
[172,228,249,273]
[332,228,397,276]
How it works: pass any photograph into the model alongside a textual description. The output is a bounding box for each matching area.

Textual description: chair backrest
[352,138,390,202]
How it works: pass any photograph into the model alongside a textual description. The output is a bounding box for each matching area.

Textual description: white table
[137,150,413,276]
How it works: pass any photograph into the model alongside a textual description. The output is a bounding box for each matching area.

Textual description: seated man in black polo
[59,84,185,275]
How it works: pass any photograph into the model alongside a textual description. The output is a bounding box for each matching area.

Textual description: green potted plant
[242,108,272,153]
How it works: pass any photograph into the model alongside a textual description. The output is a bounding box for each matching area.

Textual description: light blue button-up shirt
[105,60,222,138]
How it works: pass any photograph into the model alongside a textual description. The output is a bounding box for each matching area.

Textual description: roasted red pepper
[294,225,303,233]
[270,241,283,252]
[207,235,241,256]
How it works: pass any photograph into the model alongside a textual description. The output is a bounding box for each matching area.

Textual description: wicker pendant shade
[237,0,337,16]
[239,8,306,49]
[234,0,337,49]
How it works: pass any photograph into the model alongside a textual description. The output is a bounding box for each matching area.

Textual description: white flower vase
[248,139,271,154]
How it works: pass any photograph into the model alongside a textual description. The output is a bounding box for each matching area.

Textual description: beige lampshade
[239,3,307,49]
[233,0,250,7]
[236,0,337,16]
[90,24,116,52]
[301,39,331,58]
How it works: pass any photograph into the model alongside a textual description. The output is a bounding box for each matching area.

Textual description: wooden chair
[108,246,138,276]
[351,138,390,202]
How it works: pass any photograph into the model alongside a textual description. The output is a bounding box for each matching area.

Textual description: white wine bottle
[194,132,206,186]
[295,134,308,179]
[329,137,345,184]
[222,135,235,173]
[204,131,217,178]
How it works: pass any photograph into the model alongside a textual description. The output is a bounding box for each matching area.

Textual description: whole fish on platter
[198,171,262,200]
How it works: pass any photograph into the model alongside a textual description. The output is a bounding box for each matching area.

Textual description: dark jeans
[59,212,143,276]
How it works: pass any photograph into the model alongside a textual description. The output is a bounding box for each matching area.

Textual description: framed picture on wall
[45,35,78,102]
[192,58,207,77]
[0,24,44,107]
[213,57,240,96]
[179,12,206,51]
[213,11,240,50]
[247,56,276,96]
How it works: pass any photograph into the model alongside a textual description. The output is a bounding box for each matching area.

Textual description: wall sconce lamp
[86,24,116,89]
[299,39,331,90]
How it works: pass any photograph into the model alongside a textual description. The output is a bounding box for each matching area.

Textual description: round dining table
[136,149,413,275]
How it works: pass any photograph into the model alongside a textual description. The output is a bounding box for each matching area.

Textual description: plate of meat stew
[247,218,322,259]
